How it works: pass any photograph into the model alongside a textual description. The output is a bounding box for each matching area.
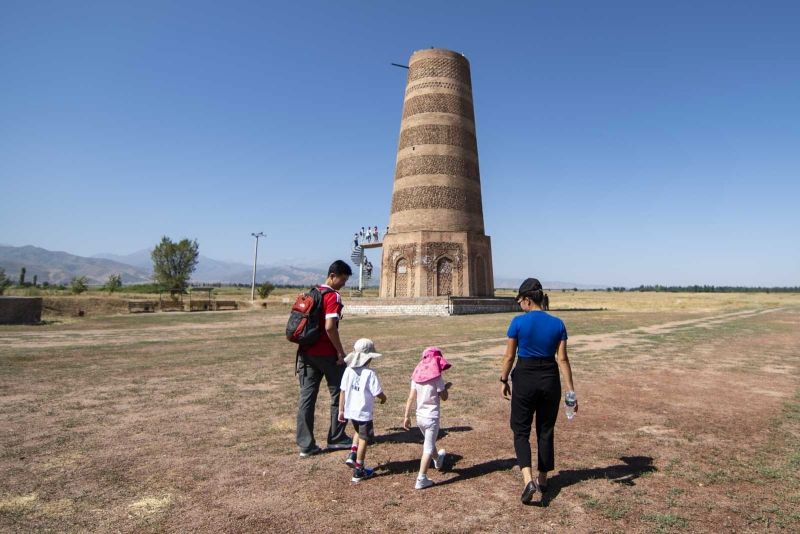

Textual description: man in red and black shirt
[297,260,353,456]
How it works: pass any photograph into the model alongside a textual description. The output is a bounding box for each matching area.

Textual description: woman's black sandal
[521,481,538,504]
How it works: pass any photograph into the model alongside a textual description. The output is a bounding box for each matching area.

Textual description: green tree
[19,266,26,286]
[32,274,38,287]
[105,273,123,293]
[70,276,88,294]
[151,236,199,291]
[257,281,276,299]
[0,268,11,295]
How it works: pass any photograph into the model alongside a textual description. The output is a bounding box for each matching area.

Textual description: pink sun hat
[411,346,452,383]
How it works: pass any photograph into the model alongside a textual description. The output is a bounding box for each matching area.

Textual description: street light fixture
[250,232,266,301]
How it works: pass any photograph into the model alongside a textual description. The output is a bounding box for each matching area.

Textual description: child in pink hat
[402,347,452,489]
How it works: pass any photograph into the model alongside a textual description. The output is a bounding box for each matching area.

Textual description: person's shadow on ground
[376,453,516,485]
[375,426,473,445]
[375,453,656,504]
[533,456,657,507]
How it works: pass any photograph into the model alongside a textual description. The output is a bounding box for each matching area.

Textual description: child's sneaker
[433,448,446,470]
[351,466,375,483]
[345,451,357,467]
[415,475,434,490]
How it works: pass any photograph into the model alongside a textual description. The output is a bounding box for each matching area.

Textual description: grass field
[1,292,799,532]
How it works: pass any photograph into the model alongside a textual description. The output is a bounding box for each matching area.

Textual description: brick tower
[380,48,494,298]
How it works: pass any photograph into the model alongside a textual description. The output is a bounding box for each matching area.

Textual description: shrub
[105,273,123,293]
[70,276,88,294]
[257,282,276,299]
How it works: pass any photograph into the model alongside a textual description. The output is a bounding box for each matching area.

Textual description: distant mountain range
[0,245,151,285]
[0,245,329,286]
[0,244,599,289]
[91,249,343,286]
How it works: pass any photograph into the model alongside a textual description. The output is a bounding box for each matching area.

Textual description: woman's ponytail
[521,289,544,306]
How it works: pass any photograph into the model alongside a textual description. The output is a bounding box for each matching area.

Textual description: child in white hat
[338,338,387,483]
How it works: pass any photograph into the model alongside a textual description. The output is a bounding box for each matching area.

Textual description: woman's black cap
[516,278,543,298]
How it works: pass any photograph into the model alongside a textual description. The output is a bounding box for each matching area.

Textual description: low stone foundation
[449,297,520,315]
[0,296,43,324]
[345,297,449,316]
[343,296,519,316]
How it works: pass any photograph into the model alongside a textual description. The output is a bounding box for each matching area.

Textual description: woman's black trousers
[510,357,561,471]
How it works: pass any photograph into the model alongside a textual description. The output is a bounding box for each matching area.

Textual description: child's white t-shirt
[412,376,446,420]
[340,367,383,422]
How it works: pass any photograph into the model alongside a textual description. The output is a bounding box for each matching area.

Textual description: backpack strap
[294,286,334,376]
[316,286,334,318]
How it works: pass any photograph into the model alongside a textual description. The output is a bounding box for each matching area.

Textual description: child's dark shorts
[350,420,375,442]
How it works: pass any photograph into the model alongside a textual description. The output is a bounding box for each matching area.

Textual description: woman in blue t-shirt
[500,278,577,504]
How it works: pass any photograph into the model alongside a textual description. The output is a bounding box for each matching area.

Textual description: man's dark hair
[328,260,353,277]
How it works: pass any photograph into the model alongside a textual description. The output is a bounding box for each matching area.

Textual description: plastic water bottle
[565,391,577,420]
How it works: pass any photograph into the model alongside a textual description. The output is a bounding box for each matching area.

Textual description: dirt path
[434,307,786,358]
[566,307,785,353]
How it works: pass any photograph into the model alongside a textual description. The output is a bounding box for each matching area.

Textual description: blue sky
[1,1,798,286]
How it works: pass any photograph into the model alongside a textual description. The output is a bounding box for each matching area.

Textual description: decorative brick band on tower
[380,48,495,298]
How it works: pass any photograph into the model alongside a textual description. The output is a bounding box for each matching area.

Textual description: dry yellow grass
[496,289,800,313]
[0,494,37,512]
[128,495,172,516]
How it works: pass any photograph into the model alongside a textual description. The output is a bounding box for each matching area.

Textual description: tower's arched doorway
[436,257,453,296]
[394,258,409,297]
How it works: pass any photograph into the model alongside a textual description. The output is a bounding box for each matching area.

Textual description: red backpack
[285,287,332,346]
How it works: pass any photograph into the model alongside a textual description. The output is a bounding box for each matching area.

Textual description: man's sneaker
[344,451,357,467]
[327,440,353,451]
[351,466,375,483]
[415,475,434,490]
[298,445,322,458]
[433,449,446,470]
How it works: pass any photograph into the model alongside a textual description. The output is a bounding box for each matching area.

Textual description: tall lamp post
[250,232,266,301]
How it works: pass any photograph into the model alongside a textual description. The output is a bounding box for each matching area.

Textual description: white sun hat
[344,338,382,368]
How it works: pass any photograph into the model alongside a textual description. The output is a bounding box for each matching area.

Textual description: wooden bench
[160,301,184,312]
[214,300,238,311]
[127,300,156,313]
[188,301,212,312]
